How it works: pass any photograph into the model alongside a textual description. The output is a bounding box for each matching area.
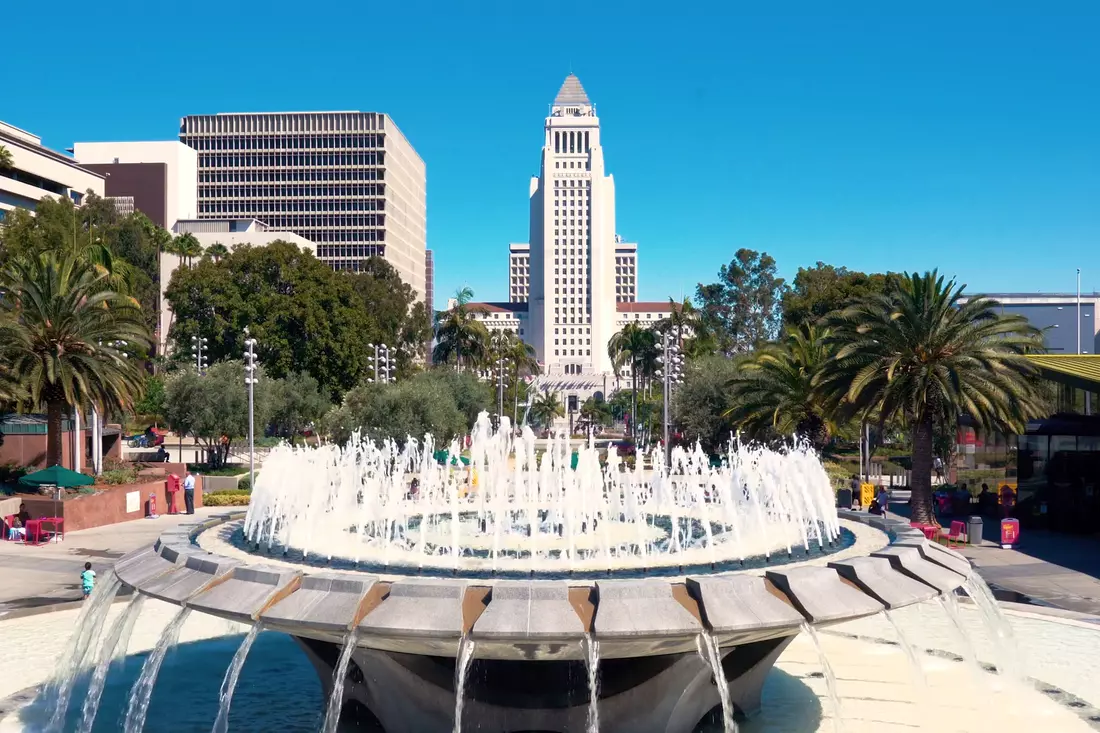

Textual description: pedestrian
[81,562,96,599]
[933,456,945,483]
[183,468,197,515]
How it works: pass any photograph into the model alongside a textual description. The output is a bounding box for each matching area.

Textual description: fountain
[99,413,978,732]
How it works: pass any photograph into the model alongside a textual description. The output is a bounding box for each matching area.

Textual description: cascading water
[321,629,360,733]
[800,623,843,733]
[695,632,737,733]
[211,622,263,733]
[123,606,192,733]
[883,609,926,690]
[44,570,122,733]
[582,634,600,733]
[77,593,147,733]
[964,572,1024,687]
[452,636,476,733]
[243,413,841,576]
[938,593,985,686]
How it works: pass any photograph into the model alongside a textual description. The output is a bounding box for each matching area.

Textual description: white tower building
[528,74,617,377]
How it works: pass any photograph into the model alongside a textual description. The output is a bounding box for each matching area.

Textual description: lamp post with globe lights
[243,329,259,490]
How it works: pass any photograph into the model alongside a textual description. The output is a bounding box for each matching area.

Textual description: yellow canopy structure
[1027,355,1100,392]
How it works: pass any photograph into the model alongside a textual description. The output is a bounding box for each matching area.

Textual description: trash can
[967,515,983,545]
[836,488,853,509]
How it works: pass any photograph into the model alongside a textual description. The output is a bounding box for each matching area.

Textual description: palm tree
[496,332,540,423]
[205,242,229,263]
[655,297,701,352]
[167,234,202,269]
[725,324,836,448]
[529,390,565,433]
[608,324,658,440]
[0,145,13,171]
[819,271,1048,524]
[0,251,152,467]
[433,288,490,370]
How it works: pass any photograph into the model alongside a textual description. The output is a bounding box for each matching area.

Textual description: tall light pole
[243,329,258,491]
[191,335,208,374]
[497,356,506,421]
[1077,268,1082,356]
[658,332,684,463]
[366,343,393,383]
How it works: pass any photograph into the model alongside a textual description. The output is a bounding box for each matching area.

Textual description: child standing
[81,562,96,599]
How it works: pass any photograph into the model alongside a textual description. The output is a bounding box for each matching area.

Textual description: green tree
[134,375,167,427]
[672,355,743,454]
[165,361,268,467]
[164,241,374,398]
[433,288,490,370]
[781,262,897,330]
[819,271,1049,524]
[725,324,836,448]
[166,233,202,269]
[695,248,787,354]
[0,145,12,170]
[608,324,658,439]
[266,371,330,438]
[349,257,432,375]
[0,251,151,466]
[204,242,229,263]
[529,390,565,432]
[579,394,613,432]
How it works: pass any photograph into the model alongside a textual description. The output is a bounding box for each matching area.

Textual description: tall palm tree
[498,332,540,424]
[0,251,152,467]
[433,288,489,370]
[608,324,657,440]
[205,242,229,263]
[529,390,565,433]
[0,145,13,171]
[655,297,701,352]
[819,271,1048,524]
[167,234,202,269]
[725,324,836,448]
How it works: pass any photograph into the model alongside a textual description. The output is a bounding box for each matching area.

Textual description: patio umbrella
[19,465,94,488]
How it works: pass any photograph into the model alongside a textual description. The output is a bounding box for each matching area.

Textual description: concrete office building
[179,111,427,300]
[614,238,638,303]
[72,141,198,229]
[0,120,104,219]
[961,293,1100,354]
[158,218,315,354]
[509,243,531,302]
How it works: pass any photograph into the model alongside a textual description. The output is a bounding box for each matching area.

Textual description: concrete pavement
[0,506,222,613]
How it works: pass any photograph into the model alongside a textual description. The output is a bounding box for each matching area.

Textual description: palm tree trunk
[631,356,638,443]
[46,394,65,467]
[910,413,936,524]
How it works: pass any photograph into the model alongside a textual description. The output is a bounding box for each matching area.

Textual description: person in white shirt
[183,470,197,514]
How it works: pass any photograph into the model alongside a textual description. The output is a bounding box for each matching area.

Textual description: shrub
[203,493,251,506]
[98,467,140,485]
[236,476,252,492]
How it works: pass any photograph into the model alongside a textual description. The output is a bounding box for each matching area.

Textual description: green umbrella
[19,464,94,488]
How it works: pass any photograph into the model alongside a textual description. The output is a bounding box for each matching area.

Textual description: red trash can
[1000,518,1020,549]
[166,474,181,515]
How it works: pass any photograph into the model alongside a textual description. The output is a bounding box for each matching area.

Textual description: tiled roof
[616,302,680,313]
[553,74,591,106]
[468,302,528,313]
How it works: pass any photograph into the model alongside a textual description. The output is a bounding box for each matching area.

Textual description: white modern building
[509,243,530,303]
[0,121,104,219]
[72,141,198,230]
[614,237,638,303]
[178,111,428,302]
[157,218,315,354]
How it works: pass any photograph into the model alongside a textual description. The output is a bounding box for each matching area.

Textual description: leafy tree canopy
[267,371,330,438]
[695,248,786,354]
[673,355,744,454]
[781,262,898,330]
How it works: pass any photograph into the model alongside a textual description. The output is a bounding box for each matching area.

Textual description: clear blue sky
[4,1,1099,304]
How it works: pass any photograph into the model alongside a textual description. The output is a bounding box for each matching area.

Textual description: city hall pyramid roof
[553,74,591,106]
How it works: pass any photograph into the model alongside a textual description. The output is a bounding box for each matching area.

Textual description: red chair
[944,520,966,548]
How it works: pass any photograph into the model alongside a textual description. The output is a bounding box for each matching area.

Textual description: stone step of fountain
[870,546,967,593]
[470,581,585,641]
[138,554,242,604]
[115,546,190,589]
[893,538,973,576]
[261,572,378,633]
[359,578,468,640]
[828,556,940,609]
[685,575,804,641]
[188,565,302,623]
[765,566,884,624]
[592,579,701,638]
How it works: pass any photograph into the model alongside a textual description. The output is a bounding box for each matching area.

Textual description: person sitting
[8,504,31,541]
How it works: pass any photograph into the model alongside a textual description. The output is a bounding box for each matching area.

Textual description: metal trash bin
[967,515,983,545]
[836,488,852,509]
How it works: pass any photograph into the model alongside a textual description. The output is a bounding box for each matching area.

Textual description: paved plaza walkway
[0,507,222,614]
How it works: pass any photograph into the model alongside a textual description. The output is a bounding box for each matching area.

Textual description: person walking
[81,562,96,599]
[933,456,945,483]
[183,469,197,515]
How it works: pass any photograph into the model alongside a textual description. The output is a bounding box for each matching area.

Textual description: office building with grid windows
[509,243,531,302]
[179,111,427,300]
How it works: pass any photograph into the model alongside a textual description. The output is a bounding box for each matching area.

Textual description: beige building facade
[0,120,104,219]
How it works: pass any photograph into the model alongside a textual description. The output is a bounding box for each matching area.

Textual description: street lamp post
[191,335,208,374]
[243,329,258,491]
[658,332,684,463]
[367,343,393,384]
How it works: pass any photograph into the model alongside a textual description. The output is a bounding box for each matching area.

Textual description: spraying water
[452,636,476,733]
[321,629,360,733]
[123,606,192,733]
[211,622,263,733]
[938,594,985,687]
[695,632,737,733]
[77,593,147,733]
[243,415,840,576]
[800,623,843,733]
[44,571,122,733]
[582,634,601,733]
